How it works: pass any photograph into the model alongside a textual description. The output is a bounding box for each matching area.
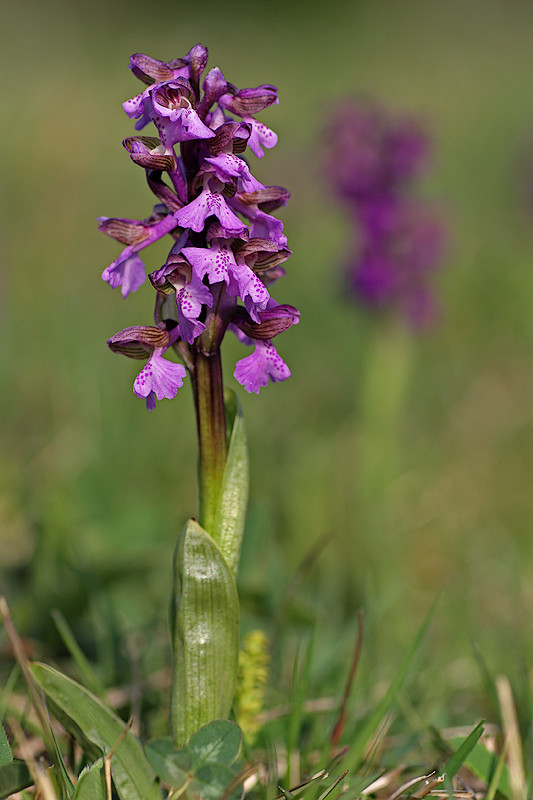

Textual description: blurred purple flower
[327,100,446,327]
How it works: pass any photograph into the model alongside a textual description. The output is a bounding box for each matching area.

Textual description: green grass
[2,0,533,739]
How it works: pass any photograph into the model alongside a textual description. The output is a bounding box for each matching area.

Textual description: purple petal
[133,348,187,409]
[101,213,178,296]
[175,188,246,235]
[234,341,290,394]
[204,154,264,192]
[176,272,213,344]
[182,244,233,284]
[245,117,278,158]
[102,253,146,298]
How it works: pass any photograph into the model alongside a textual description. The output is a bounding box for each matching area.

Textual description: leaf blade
[29,662,159,800]
[170,520,239,746]
[213,389,249,576]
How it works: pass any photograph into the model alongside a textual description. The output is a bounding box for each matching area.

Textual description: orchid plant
[101,44,299,746]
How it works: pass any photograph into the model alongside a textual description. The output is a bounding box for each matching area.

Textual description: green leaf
[145,729,242,800]
[170,519,240,747]
[447,737,512,799]
[72,759,107,800]
[348,595,438,771]
[316,771,348,800]
[213,388,249,576]
[0,761,33,799]
[193,762,239,800]
[187,720,241,768]
[444,720,485,780]
[145,739,191,788]
[29,662,159,800]
[0,725,12,766]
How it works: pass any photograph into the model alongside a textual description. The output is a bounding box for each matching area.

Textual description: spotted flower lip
[233,340,290,394]
[103,43,299,405]
[174,184,247,235]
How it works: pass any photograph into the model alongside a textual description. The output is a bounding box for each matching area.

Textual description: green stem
[192,347,227,533]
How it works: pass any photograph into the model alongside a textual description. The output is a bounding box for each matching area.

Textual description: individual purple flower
[100,212,178,297]
[234,341,291,394]
[181,241,270,322]
[149,81,215,147]
[150,255,213,344]
[203,153,264,193]
[134,348,186,411]
[107,323,185,410]
[229,188,289,247]
[219,85,279,158]
[175,181,247,235]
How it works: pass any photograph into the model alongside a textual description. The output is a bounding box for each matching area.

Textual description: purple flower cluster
[103,45,299,409]
[327,101,445,328]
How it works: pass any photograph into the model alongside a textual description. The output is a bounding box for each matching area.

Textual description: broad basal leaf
[170,520,239,746]
[29,663,159,800]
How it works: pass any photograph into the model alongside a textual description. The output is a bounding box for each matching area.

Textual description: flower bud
[233,305,299,340]
[123,137,176,171]
[107,324,171,358]
[129,53,178,85]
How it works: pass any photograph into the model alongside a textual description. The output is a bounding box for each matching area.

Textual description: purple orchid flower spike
[100,42,300,749]
[101,42,298,412]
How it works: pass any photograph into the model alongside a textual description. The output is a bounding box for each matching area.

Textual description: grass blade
[348,595,438,771]
[51,609,106,699]
[443,719,484,780]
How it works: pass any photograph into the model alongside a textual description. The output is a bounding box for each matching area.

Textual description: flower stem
[192,347,228,533]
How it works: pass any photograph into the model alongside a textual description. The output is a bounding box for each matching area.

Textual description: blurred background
[2,0,533,730]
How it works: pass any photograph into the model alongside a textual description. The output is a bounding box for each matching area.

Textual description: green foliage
[447,735,513,799]
[0,727,32,800]
[0,725,12,767]
[29,662,159,800]
[443,719,485,781]
[0,761,33,799]
[145,720,242,800]
[170,520,240,746]
[213,389,249,577]
[72,759,106,800]
[347,596,438,771]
